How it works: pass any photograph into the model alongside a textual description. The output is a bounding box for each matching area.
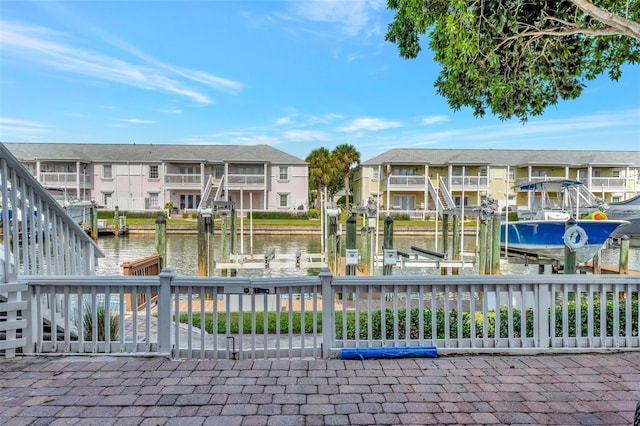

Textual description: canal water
[94,233,640,277]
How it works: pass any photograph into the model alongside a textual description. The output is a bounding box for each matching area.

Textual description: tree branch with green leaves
[386,0,640,121]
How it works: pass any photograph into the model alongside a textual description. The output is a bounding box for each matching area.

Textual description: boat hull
[501,220,627,261]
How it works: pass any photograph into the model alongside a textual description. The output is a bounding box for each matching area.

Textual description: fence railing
[22,270,639,360]
[1,143,103,357]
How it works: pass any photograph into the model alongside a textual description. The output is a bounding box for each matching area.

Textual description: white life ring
[563,225,588,251]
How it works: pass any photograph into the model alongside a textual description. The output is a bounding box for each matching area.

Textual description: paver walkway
[0,352,639,425]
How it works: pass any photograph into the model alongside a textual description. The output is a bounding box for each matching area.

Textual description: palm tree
[306,148,334,210]
[332,144,360,209]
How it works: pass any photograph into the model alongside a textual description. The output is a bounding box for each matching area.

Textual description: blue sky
[1,0,639,161]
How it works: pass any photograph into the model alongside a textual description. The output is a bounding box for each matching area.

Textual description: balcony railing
[449,176,488,189]
[226,174,265,187]
[589,177,628,191]
[39,172,92,188]
[387,175,426,188]
[164,173,202,186]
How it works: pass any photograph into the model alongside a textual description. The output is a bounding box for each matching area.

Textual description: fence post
[537,282,551,349]
[24,276,37,355]
[320,268,334,359]
[158,267,176,356]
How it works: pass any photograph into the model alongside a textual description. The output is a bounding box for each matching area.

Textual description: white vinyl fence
[22,269,639,359]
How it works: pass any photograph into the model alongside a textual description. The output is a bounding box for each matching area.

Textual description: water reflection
[95,233,639,277]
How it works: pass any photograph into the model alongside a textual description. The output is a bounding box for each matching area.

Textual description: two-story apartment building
[4,143,309,214]
[355,149,640,216]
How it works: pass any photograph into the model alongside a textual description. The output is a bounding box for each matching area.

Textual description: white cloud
[337,117,404,132]
[308,113,343,124]
[120,118,155,124]
[0,20,244,105]
[290,0,384,37]
[421,115,450,125]
[283,130,329,141]
[0,117,50,140]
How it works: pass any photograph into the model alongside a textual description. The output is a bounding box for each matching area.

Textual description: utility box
[383,249,398,266]
[345,249,359,265]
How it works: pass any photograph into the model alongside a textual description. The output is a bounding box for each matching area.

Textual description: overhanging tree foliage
[386,0,640,121]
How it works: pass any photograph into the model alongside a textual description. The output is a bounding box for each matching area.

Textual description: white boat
[45,187,93,226]
[604,194,640,239]
[501,179,628,262]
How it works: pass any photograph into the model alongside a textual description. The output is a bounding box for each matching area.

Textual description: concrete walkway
[0,352,639,425]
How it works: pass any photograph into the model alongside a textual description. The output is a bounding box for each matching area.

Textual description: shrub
[554,295,639,337]
[250,211,309,220]
[81,304,120,341]
[389,213,411,221]
[179,295,638,341]
[97,210,166,219]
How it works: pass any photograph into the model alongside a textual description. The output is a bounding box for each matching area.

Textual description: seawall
[126,224,478,236]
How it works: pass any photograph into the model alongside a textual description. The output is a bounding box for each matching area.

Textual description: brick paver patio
[1,352,639,425]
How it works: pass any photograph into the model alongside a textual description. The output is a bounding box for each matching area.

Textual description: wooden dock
[580,262,639,274]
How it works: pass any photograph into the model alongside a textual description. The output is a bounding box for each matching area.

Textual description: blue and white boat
[501,179,628,262]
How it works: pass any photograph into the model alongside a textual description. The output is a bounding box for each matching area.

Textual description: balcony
[164,173,202,188]
[449,176,488,191]
[226,174,266,189]
[588,177,628,192]
[39,172,92,189]
[387,175,426,189]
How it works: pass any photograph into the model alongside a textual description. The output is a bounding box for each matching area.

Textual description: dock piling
[619,235,630,274]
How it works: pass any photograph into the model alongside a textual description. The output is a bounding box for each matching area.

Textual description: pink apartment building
[3,143,310,214]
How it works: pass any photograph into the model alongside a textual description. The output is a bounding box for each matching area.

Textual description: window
[372,168,380,181]
[278,193,289,208]
[592,169,602,178]
[480,167,488,177]
[392,195,415,210]
[612,170,620,178]
[103,165,113,179]
[393,167,416,176]
[279,166,289,181]
[148,193,159,208]
[179,166,198,174]
[179,194,201,210]
[102,192,112,207]
[453,195,469,208]
[149,165,159,179]
[237,166,261,175]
